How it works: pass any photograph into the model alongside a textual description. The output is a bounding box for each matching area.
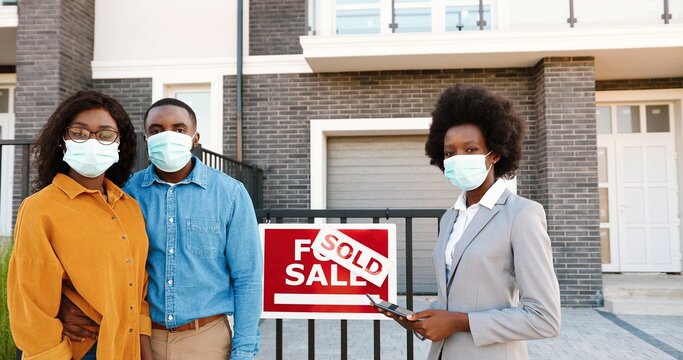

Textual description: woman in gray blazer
[377,84,561,359]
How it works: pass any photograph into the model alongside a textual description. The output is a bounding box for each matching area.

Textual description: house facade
[1,0,682,307]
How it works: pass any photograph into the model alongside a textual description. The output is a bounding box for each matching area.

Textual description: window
[0,88,10,113]
[597,103,672,135]
[165,84,212,149]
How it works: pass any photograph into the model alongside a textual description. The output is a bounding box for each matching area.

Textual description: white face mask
[146,131,195,173]
[63,139,120,178]
[443,151,492,191]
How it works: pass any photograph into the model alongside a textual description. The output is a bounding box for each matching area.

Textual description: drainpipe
[236,0,244,161]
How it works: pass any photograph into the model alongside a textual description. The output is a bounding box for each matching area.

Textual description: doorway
[597,103,681,272]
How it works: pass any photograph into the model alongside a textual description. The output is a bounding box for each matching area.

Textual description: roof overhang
[301,25,683,80]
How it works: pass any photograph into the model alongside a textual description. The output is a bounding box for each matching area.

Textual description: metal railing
[254,208,445,360]
[308,0,679,36]
[196,145,264,209]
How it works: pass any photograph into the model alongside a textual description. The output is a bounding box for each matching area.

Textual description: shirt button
[168,315,173,321]
[169,248,175,254]
[121,235,127,240]
[111,216,117,221]
[128,328,134,334]
[169,217,174,223]
[130,305,135,310]
[126,258,132,264]
[167,279,173,286]
[128,282,133,287]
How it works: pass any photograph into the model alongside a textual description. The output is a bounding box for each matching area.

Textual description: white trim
[0,73,16,83]
[597,89,683,103]
[91,55,312,79]
[310,118,432,210]
[0,5,17,28]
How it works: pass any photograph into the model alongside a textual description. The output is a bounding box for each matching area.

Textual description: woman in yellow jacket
[8,91,152,360]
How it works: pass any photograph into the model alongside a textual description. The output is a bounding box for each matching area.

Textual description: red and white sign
[259,223,396,319]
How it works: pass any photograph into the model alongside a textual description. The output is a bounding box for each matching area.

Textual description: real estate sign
[259,223,397,319]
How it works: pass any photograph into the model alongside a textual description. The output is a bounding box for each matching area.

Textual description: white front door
[597,103,681,272]
[0,85,15,237]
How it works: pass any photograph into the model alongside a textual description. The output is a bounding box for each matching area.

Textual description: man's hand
[140,335,152,360]
[57,294,99,342]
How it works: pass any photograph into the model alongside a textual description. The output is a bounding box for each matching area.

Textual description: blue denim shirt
[124,157,263,359]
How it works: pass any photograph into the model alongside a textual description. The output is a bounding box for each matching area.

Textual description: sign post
[259,223,396,319]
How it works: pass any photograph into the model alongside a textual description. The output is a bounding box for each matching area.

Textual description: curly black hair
[425,84,526,179]
[32,91,137,192]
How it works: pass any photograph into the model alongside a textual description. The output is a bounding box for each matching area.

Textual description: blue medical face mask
[443,151,492,191]
[146,131,195,173]
[63,139,120,178]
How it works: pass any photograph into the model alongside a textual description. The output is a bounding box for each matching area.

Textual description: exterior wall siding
[13,0,94,222]
[249,0,305,55]
[226,68,537,208]
[223,61,602,306]
[93,78,153,132]
[532,57,602,308]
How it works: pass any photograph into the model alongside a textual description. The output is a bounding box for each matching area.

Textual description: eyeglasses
[65,127,119,145]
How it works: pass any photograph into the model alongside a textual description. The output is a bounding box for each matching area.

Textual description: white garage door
[327,135,459,293]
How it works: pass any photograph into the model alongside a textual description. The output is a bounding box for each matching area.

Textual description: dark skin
[59,109,152,359]
[374,123,499,341]
[64,109,118,202]
[144,105,200,183]
[59,105,198,356]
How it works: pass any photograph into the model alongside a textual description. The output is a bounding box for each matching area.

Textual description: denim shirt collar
[141,156,208,189]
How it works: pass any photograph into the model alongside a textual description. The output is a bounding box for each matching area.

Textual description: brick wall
[225,69,538,207]
[12,0,95,222]
[249,0,305,55]
[596,77,683,91]
[15,0,62,139]
[533,57,602,307]
[15,0,94,136]
[225,63,601,306]
[93,78,153,132]
[58,0,94,98]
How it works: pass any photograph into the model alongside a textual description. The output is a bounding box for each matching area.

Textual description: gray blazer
[427,189,561,360]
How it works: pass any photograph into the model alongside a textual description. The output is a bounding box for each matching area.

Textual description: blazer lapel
[446,190,511,292]
[434,208,458,298]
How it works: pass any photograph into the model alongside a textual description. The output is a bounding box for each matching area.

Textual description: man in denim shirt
[125,98,262,359]
[58,98,263,360]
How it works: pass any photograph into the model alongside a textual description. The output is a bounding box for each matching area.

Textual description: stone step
[604,287,683,299]
[603,298,683,316]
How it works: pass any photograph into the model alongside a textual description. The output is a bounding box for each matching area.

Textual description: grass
[0,237,16,359]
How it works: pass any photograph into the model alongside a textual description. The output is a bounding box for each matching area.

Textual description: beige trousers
[151,317,232,360]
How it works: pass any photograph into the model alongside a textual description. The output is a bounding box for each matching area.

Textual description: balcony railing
[306,0,682,36]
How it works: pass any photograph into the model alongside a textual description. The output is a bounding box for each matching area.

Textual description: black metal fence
[196,145,264,209]
[254,208,445,360]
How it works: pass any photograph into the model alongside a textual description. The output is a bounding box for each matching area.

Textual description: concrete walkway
[255,296,683,359]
